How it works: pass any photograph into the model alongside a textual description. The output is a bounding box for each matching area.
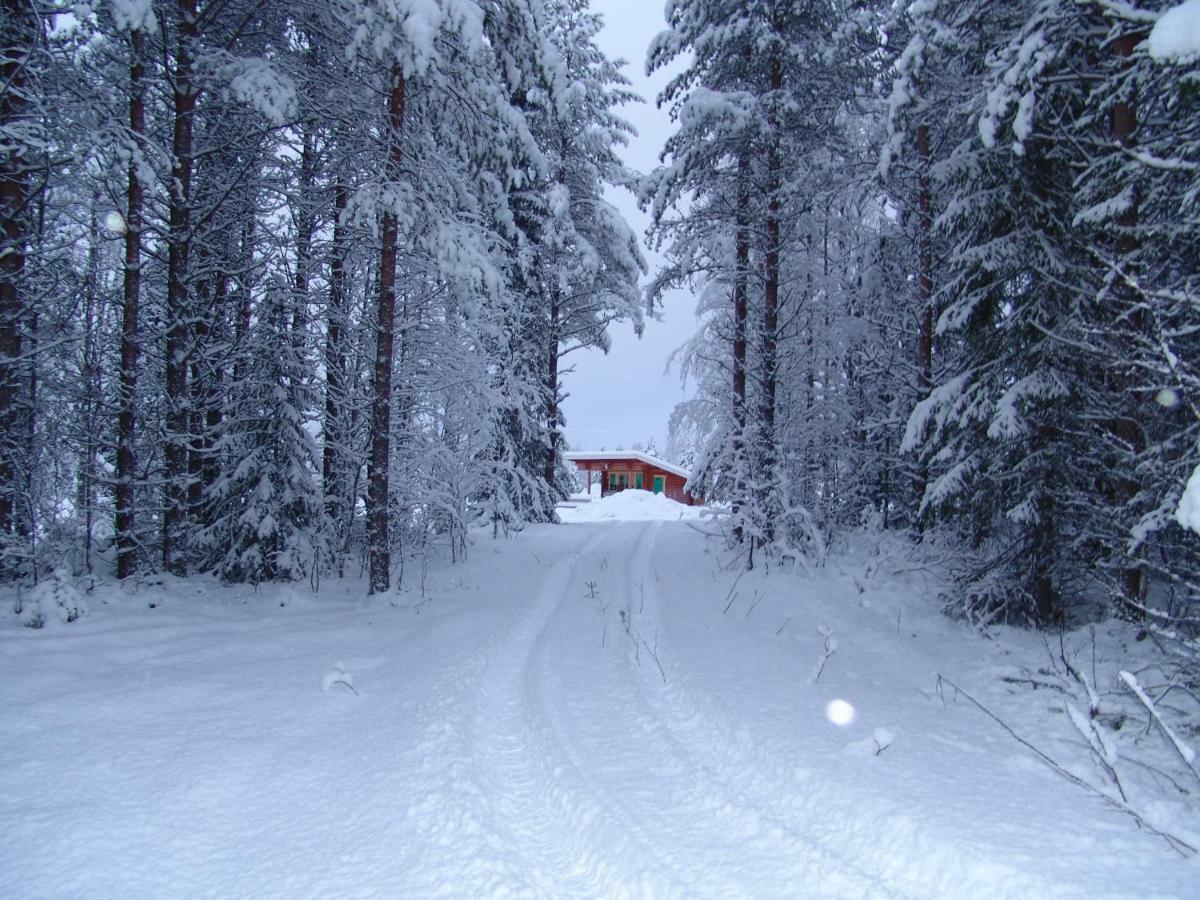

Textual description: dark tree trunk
[1108,29,1146,611]
[187,269,225,534]
[915,123,934,398]
[116,27,145,579]
[367,65,406,594]
[0,0,36,543]
[732,152,749,542]
[291,126,317,341]
[914,121,935,531]
[79,196,103,573]
[758,49,782,546]
[163,0,198,575]
[323,175,348,550]
[544,287,560,489]
[232,214,254,384]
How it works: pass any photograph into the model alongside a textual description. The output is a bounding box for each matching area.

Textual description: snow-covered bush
[18,569,88,628]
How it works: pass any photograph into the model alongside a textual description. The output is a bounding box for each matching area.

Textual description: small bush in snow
[19,570,88,629]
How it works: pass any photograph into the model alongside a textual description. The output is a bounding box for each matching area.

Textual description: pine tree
[206,281,326,582]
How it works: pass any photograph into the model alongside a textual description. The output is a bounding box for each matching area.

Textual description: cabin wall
[570,460,699,506]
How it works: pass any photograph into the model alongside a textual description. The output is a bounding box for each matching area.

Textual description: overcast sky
[558,1,695,454]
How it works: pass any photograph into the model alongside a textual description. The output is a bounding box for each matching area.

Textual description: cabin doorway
[652,475,664,494]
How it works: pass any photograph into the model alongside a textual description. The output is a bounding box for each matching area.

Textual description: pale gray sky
[559,0,695,454]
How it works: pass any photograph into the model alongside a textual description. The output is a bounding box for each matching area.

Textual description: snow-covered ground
[2,498,1197,897]
[558,488,704,522]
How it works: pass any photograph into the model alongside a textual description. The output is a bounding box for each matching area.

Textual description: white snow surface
[1,523,1196,898]
[1150,0,1200,63]
[557,488,703,522]
[1176,461,1200,534]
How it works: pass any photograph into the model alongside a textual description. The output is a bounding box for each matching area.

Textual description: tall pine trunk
[367,65,406,594]
[115,26,145,579]
[1107,28,1147,611]
[913,121,935,530]
[163,0,198,574]
[323,175,348,560]
[291,127,317,341]
[732,152,749,542]
[544,287,560,489]
[79,195,102,573]
[0,0,35,546]
[758,48,782,547]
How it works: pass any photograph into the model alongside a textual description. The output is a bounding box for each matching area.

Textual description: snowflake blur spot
[103,211,126,235]
[825,699,855,726]
[1156,388,1180,408]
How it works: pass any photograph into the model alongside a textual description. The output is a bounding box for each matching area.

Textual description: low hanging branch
[1119,670,1200,791]
[937,674,1196,858]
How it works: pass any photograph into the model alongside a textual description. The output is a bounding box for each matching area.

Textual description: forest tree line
[0,0,644,593]
[650,0,1200,629]
[2,0,1199,638]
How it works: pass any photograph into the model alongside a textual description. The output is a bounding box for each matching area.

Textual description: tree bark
[163,0,198,575]
[367,65,407,594]
[115,26,145,579]
[1108,29,1146,610]
[544,287,560,489]
[291,125,317,342]
[915,123,934,399]
[913,121,935,532]
[758,47,782,546]
[323,174,348,549]
[732,152,749,542]
[0,0,36,543]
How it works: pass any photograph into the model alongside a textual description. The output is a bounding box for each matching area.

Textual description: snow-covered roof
[564,450,691,480]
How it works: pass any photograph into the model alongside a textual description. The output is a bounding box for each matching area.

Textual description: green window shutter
[609,472,617,489]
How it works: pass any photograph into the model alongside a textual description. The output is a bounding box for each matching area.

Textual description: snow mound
[1149,0,1200,63]
[558,489,702,522]
[19,569,87,628]
[1176,461,1200,534]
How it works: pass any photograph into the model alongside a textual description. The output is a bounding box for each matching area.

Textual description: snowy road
[1,517,1195,898]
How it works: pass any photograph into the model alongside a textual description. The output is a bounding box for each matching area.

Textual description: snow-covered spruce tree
[205,279,326,583]
[535,0,645,494]
[110,3,156,580]
[148,0,299,575]
[339,0,432,594]
[878,0,970,531]
[466,0,643,535]
[649,0,876,562]
[901,0,1108,624]
[1069,1,1200,628]
[646,0,772,549]
[343,0,574,582]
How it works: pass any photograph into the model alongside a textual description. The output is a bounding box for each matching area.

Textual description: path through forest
[0,515,1194,897]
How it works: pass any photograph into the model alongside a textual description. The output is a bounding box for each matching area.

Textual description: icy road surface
[1,514,1195,897]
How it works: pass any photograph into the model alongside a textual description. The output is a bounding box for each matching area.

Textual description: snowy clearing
[2,521,1197,898]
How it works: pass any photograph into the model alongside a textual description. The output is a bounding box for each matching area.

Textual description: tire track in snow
[523,522,707,897]
[629,527,1044,899]
[465,521,921,897]
[521,522,902,898]
[465,527,636,896]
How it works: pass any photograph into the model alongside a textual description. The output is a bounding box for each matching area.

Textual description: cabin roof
[564,450,691,480]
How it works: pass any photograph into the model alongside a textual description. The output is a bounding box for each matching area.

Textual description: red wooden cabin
[565,451,701,506]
